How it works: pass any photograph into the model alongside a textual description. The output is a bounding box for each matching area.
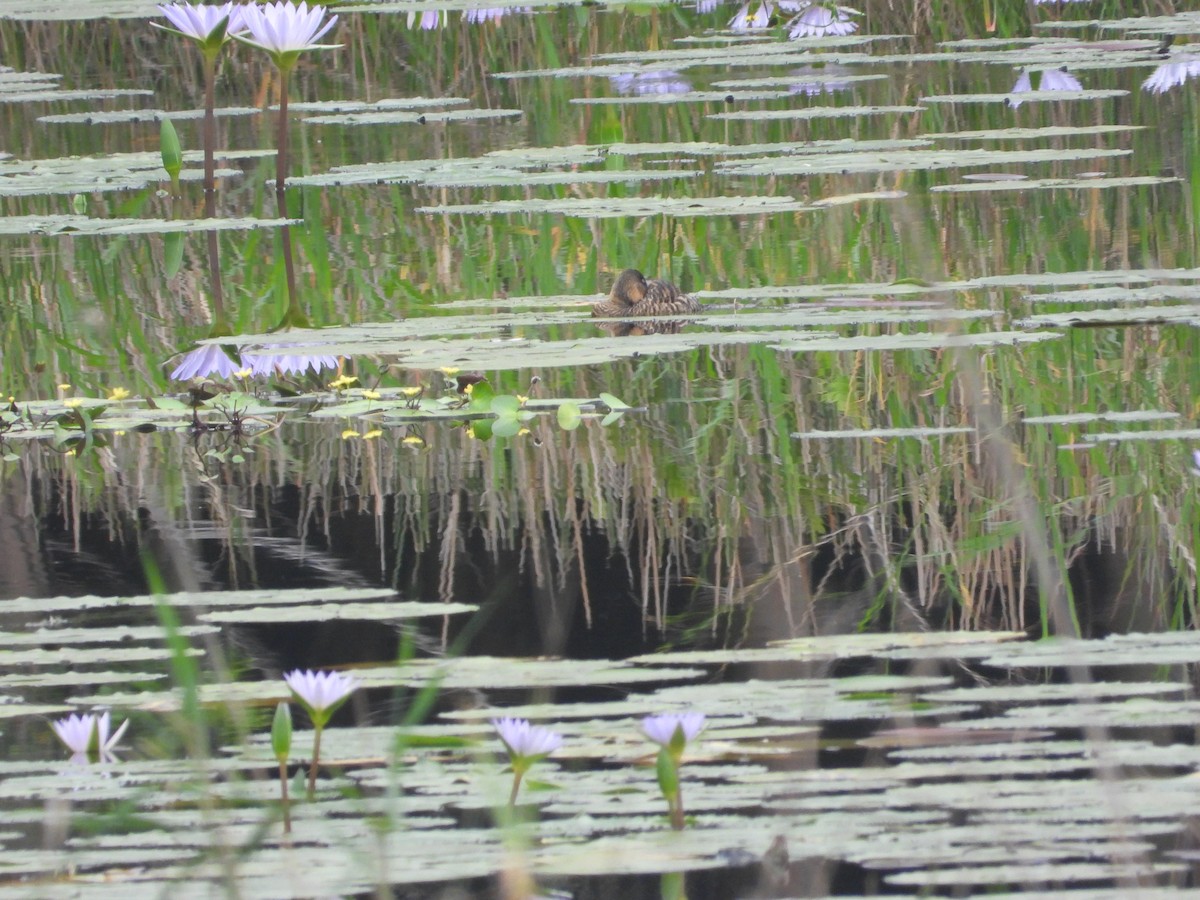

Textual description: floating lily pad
[302,108,522,126]
[932,175,1180,193]
[0,215,296,236]
[416,194,824,218]
[708,104,926,121]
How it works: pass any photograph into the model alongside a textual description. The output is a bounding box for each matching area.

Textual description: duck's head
[609,268,649,308]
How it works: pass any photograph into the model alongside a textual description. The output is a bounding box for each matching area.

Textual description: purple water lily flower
[492,717,564,759]
[1008,67,1082,107]
[240,349,339,377]
[170,344,242,380]
[782,2,860,39]
[236,1,339,64]
[284,669,360,718]
[1143,61,1200,95]
[609,70,692,97]
[491,717,562,804]
[641,712,706,746]
[729,0,773,30]
[154,2,248,42]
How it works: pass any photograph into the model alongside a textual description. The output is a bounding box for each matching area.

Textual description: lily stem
[307,723,322,801]
[279,760,292,834]
[274,65,303,327]
[202,54,226,330]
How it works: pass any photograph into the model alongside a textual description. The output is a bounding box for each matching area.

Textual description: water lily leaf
[708,104,925,121]
[932,175,1179,193]
[0,215,296,236]
[303,108,522,126]
[557,401,582,430]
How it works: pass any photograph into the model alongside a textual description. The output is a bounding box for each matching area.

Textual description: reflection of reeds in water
[8,338,1197,646]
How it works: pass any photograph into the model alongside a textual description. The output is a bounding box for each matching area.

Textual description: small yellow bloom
[440,367,460,376]
[63,398,83,409]
[57,383,71,392]
[361,390,381,401]
[107,387,131,401]
[516,394,528,405]
[402,435,423,445]
[234,368,253,379]
[518,427,531,436]
[65,447,77,456]
[329,375,359,390]
[463,383,474,395]
[400,387,421,397]
[363,429,383,440]
[341,429,360,440]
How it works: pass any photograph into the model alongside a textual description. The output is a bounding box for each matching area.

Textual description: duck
[591,269,701,320]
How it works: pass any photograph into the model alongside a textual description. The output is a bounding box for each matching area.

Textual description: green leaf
[557,401,582,431]
[159,119,183,190]
[271,702,292,763]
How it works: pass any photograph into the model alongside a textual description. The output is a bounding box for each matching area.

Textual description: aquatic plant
[236,1,340,328]
[492,717,563,805]
[283,668,360,798]
[51,711,129,763]
[781,2,861,38]
[170,344,242,380]
[271,701,294,833]
[153,2,248,332]
[641,712,705,830]
[1143,61,1200,95]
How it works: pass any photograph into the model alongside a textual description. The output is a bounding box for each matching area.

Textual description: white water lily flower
[284,669,360,715]
[237,1,340,68]
[154,2,247,42]
[51,712,129,757]
[641,712,706,746]
[492,717,564,759]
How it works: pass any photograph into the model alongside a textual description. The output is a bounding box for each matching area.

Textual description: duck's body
[592,269,701,320]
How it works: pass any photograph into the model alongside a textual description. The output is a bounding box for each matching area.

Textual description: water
[2,3,1200,897]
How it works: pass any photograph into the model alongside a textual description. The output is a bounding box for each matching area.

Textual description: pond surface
[4,0,1200,897]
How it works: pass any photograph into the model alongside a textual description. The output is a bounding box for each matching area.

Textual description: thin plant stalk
[307,720,322,800]
[279,760,292,833]
[273,68,306,328]
[201,52,227,330]
[508,766,524,807]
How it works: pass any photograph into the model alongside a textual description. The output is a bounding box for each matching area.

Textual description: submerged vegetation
[3,0,1200,896]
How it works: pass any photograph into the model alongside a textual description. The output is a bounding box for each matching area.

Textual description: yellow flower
[440,367,460,376]
[361,390,381,401]
[57,383,71,392]
[518,427,531,436]
[400,387,421,397]
[516,394,528,406]
[234,368,253,379]
[63,398,83,409]
[402,435,423,446]
[463,384,474,395]
[341,429,360,440]
[107,387,131,401]
[329,375,358,390]
[363,429,383,440]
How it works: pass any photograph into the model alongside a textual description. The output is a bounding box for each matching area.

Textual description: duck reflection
[591,268,700,336]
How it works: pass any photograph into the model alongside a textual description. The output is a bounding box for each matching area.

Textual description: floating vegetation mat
[4,624,1200,896]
